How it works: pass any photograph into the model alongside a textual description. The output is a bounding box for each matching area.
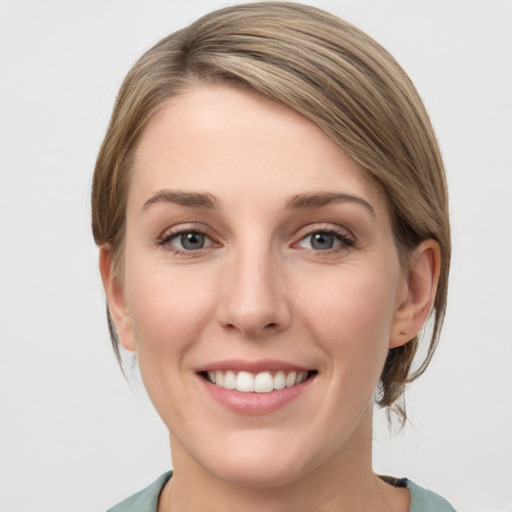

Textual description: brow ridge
[285,192,375,217]
[142,190,218,210]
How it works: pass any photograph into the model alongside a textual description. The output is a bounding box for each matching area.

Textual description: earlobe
[98,245,136,352]
[389,240,441,349]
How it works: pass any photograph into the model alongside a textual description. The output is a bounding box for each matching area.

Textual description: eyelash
[157,224,355,255]
[293,225,355,253]
[157,225,215,255]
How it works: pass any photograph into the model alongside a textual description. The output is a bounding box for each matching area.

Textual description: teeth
[236,371,255,392]
[296,371,307,385]
[206,370,310,393]
[285,371,297,388]
[224,370,236,390]
[254,372,273,393]
[274,370,285,390]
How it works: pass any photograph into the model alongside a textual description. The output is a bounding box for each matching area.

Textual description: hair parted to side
[92,1,450,422]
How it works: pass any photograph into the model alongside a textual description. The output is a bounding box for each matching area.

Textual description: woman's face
[107,85,411,486]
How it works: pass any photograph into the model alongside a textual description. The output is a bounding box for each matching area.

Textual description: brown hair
[92,1,450,421]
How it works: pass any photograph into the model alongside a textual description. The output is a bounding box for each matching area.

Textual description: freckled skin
[104,85,423,511]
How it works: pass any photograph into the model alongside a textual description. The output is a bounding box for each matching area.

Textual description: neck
[160,405,409,512]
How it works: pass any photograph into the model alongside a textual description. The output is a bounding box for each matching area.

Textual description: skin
[100,85,440,512]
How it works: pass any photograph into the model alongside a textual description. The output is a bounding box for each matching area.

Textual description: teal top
[107,472,456,512]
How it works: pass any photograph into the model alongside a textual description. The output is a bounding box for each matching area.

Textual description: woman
[92,2,454,511]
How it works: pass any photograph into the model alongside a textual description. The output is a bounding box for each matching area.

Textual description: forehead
[129,84,386,214]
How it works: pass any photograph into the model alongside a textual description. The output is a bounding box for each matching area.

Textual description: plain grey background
[0,1,511,510]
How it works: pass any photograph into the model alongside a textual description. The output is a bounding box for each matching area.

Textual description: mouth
[199,369,317,393]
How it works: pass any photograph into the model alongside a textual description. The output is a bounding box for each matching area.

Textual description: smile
[197,362,317,414]
[203,370,314,393]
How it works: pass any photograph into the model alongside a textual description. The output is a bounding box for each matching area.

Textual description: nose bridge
[218,239,289,337]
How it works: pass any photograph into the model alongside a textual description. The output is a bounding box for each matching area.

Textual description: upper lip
[198,359,313,373]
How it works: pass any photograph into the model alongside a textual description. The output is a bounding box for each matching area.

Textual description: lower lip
[198,374,315,415]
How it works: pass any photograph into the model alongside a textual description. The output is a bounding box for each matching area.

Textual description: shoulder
[404,479,456,512]
[106,472,454,512]
[107,472,172,512]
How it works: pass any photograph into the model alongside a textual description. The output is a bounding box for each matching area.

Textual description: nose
[217,247,291,339]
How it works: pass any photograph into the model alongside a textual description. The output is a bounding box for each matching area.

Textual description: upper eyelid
[294,223,355,240]
[164,230,211,243]
[159,223,214,240]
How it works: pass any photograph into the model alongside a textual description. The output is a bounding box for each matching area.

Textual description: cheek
[297,265,398,372]
[124,261,216,360]
[122,261,221,425]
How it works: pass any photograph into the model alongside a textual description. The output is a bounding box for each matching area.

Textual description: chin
[194,431,326,489]
[209,454,311,489]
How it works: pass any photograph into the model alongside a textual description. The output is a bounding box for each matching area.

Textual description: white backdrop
[0,1,511,511]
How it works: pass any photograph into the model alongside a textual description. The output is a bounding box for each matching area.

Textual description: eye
[296,229,354,251]
[161,231,213,252]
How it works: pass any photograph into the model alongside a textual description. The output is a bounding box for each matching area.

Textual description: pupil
[181,233,204,250]
[311,232,334,250]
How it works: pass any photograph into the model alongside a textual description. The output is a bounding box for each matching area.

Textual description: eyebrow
[142,189,375,218]
[142,190,218,211]
[285,192,376,218]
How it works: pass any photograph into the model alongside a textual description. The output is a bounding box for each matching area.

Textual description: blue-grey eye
[310,232,335,250]
[296,230,352,251]
[180,232,206,250]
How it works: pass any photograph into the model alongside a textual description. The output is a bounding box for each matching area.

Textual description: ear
[389,239,441,349]
[99,245,136,352]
